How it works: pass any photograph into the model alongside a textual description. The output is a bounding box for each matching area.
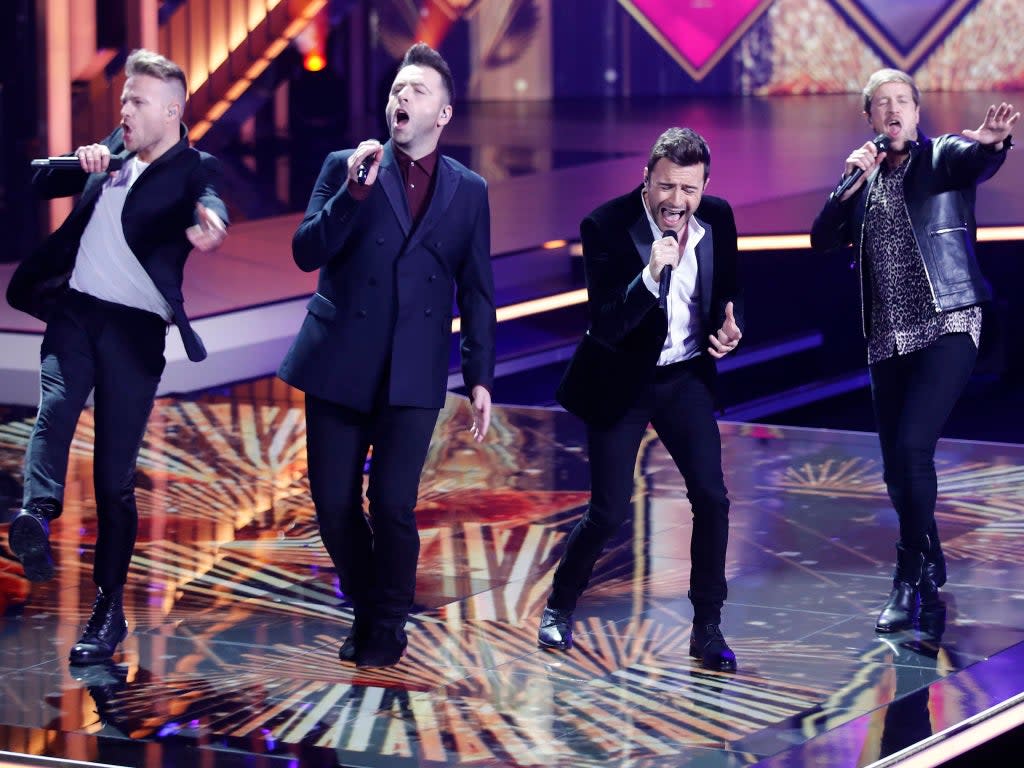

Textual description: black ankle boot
[919,559,943,609]
[70,587,128,665]
[876,544,925,633]
[355,621,408,668]
[8,499,60,582]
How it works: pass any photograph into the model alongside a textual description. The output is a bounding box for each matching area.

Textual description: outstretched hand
[708,301,741,359]
[963,102,1019,148]
[186,202,227,252]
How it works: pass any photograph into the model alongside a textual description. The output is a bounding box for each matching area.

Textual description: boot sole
[9,514,55,582]
[537,637,572,651]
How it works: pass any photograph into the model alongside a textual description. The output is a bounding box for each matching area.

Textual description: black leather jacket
[811,132,1010,336]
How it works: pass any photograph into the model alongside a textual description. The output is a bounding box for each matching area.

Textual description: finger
[724,301,734,321]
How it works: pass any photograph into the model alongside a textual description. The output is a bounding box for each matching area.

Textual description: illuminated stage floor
[1,381,1023,766]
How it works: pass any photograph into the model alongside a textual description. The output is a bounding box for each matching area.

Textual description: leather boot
[8,499,60,582]
[338,615,366,663]
[70,587,128,665]
[689,623,738,672]
[919,559,943,609]
[875,544,925,633]
[354,620,408,668]
[537,607,574,651]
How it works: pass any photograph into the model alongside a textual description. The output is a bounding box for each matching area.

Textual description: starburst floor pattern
[1,381,1023,766]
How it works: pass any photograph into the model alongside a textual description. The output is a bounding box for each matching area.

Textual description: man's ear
[437,104,452,127]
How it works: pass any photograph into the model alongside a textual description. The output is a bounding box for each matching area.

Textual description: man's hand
[186,202,227,252]
[962,102,1020,150]
[469,385,491,442]
[708,301,741,359]
[648,233,680,283]
[75,144,113,173]
[348,140,384,186]
[839,140,886,201]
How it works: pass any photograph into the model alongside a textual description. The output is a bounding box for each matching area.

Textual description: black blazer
[6,126,227,362]
[278,140,496,412]
[557,188,743,425]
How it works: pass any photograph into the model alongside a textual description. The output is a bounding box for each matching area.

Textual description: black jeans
[870,333,977,554]
[304,392,439,627]
[22,290,167,588]
[548,354,730,625]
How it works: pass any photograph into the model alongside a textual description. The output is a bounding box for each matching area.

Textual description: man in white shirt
[541,127,743,671]
[6,49,227,665]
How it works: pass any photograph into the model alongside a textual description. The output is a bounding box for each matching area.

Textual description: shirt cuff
[641,267,659,296]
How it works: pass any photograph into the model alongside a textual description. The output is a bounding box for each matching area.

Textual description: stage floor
[1,380,1023,766]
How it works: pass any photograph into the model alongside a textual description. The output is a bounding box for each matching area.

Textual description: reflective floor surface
[1,379,1023,766]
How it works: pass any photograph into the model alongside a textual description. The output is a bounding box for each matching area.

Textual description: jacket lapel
[628,210,653,270]
[377,142,412,237]
[695,216,714,321]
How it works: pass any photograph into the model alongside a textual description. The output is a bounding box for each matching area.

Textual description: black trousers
[22,290,166,589]
[548,354,730,625]
[869,332,977,554]
[304,392,439,627]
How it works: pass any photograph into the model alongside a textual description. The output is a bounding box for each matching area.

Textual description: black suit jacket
[277,140,496,411]
[6,125,227,362]
[557,188,743,425]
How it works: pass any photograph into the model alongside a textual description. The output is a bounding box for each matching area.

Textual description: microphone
[356,160,369,185]
[834,134,890,199]
[31,156,125,172]
[658,229,678,311]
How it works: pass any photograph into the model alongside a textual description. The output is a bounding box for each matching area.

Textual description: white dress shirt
[639,191,705,365]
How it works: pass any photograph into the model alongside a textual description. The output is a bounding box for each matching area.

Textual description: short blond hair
[125,49,187,103]
[862,68,920,113]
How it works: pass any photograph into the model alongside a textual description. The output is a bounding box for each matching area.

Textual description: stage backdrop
[366,0,1024,100]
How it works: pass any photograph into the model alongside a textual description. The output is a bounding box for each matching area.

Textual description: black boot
[354,620,408,668]
[537,607,574,651]
[70,587,128,665]
[919,559,943,609]
[8,499,60,582]
[338,615,365,663]
[689,623,738,672]
[875,544,925,633]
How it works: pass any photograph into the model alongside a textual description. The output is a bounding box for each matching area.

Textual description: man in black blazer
[5,50,227,664]
[278,43,496,668]
[540,127,744,671]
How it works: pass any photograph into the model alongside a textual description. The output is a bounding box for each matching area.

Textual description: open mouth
[886,119,902,137]
[660,207,684,227]
[394,109,410,127]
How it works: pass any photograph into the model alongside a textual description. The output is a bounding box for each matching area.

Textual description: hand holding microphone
[349,140,383,186]
[835,134,890,200]
[652,229,679,310]
[32,144,120,174]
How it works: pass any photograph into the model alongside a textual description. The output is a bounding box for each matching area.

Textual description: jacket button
[356,309,367,318]
[428,274,436,282]
[435,241,442,248]
[377,237,385,245]
[424,308,432,317]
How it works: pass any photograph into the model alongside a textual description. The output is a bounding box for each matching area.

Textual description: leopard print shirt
[863,158,982,365]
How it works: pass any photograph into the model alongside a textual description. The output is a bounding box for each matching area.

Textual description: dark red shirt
[393,147,438,225]
[347,148,438,228]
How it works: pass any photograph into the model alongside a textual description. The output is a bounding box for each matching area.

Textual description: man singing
[540,127,743,671]
[278,43,496,668]
[811,69,1018,633]
[6,49,227,663]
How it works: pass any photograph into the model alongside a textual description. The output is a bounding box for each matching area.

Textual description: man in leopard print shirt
[811,68,1018,635]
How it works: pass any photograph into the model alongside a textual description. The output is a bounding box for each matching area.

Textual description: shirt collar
[394,146,438,177]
